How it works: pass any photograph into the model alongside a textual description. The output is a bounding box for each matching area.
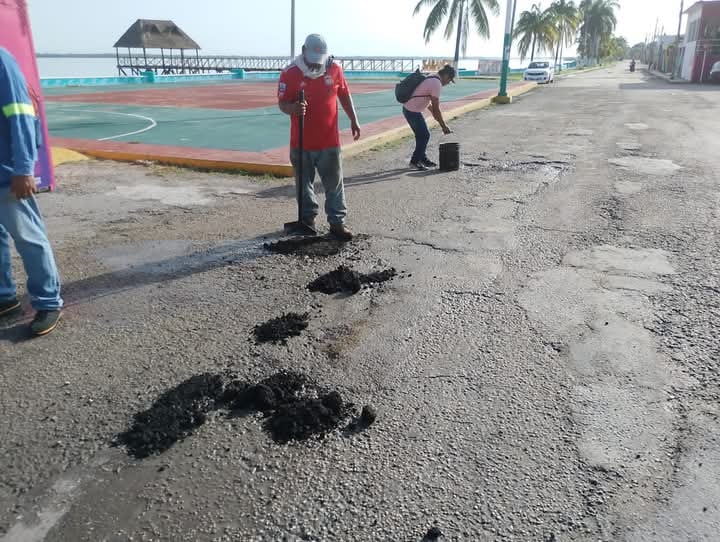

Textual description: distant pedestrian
[277,34,361,241]
[402,64,455,170]
[0,47,62,336]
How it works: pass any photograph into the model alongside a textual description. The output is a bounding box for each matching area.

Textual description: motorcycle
[629,60,636,73]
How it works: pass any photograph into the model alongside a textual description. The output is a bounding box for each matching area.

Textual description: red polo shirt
[278,62,350,151]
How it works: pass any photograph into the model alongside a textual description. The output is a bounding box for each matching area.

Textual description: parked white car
[711,61,720,83]
[524,61,555,84]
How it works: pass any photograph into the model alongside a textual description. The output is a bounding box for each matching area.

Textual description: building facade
[681,1,720,82]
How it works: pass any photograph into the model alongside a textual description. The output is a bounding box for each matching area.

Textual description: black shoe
[0,299,21,319]
[421,159,437,168]
[329,223,354,241]
[30,310,62,337]
[410,160,429,171]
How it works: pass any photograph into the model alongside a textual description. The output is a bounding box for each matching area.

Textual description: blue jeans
[290,147,347,225]
[403,108,430,163]
[0,186,62,311]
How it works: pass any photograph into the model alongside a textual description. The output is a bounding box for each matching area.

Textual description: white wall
[681,4,704,80]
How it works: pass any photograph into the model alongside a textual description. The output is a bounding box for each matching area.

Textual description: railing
[115,54,435,75]
[114,53,531,75]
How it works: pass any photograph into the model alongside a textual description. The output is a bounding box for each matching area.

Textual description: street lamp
[291,0,296,58]
[493,0,517,104]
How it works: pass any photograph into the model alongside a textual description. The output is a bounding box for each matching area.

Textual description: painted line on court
[93,110,158,141]
[53,107,158,141]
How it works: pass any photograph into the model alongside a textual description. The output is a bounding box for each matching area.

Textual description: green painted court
[45,77,531,174]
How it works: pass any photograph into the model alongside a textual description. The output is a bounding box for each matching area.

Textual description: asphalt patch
[308,266,398,295]
[264,236,348,257]
[116,373,225,459]
[424,526,444,540]
[117,371,365,457]
[253,312,309,343]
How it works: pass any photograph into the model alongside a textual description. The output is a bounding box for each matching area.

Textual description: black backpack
[395,70,437,103]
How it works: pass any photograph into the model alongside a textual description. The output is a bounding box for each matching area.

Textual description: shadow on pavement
[621,76,720,92]
[255,168,411,200]
[0,234,277,344]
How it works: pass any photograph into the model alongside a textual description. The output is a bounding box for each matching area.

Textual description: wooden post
[180,49,185,74]
[161,48,166,74]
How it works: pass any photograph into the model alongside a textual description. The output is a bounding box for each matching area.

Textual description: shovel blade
[283,220,318,237]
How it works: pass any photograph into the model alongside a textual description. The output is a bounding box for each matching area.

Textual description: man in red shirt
[278,34,360,240]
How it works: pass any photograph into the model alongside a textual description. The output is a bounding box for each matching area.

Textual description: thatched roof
[114,19,200,50]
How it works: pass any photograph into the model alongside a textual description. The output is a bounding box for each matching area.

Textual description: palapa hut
[114,19,201,75]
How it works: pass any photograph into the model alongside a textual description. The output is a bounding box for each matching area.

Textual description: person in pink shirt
[402,64,455,170]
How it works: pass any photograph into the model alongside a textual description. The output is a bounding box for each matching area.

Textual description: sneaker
[0,299,21,319]
[30,310,62,337]
[421,159,438,168]
[302,217,316,229]
[410,160,429,171]
[329,224,353,241]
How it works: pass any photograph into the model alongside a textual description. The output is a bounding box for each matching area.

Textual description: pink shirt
[403,76,442,113]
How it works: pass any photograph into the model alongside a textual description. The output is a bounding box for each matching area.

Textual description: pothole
[598,195,625,222]
[264,236,350,257]
[625,123,649,131]
[464,157,572,172]
[608,157,682,176]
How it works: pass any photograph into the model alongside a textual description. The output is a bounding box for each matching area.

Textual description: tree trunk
[531,34,536,62]
[554,22,563,71]
[453,0,464,68]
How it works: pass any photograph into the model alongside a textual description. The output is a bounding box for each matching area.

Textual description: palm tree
[549,0,580,71]
[513,4,557,63]
[413,0,500,67]
[579,0,619,64]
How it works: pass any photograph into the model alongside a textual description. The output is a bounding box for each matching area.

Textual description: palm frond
[444,0,463,42]
[421,0,451,43]
[469,0,494,38]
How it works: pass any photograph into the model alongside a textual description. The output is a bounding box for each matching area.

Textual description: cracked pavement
[1,65,719,541]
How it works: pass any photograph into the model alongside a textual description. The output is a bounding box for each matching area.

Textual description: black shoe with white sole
[421,159,437,168]
[30,310,62,337]
[0,299,21,319]
[410,160,429,171]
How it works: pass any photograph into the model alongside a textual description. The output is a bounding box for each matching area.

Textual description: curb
[58,82,538,177]
[342,82,537,160]
[51,147,89,167]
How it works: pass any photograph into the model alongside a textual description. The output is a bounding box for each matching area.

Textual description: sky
[28,0,689,57]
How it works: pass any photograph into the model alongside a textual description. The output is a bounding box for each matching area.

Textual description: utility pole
[671,0,684,78]
[493,0,516,104]
[676,0,684,41]
[291,0,296,58]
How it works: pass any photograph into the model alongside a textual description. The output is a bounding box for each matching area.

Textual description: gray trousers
[290,147,347,225]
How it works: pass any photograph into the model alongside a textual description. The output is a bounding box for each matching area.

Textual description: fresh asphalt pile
[307,265,398,295]
[117,370,370,457]
[253,312,310,343]
[264,235,348,257]
[118,238,393,457]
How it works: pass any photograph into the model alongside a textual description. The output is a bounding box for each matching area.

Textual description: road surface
[1,65,719,541]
